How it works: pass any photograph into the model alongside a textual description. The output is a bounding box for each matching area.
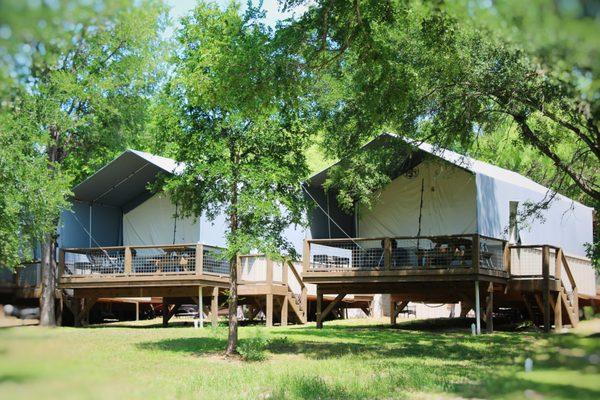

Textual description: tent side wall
[358,158,478,237]
[305,185,355,240]
[59,201,122,249]
[476,174,593,257]
[122,192,309,254]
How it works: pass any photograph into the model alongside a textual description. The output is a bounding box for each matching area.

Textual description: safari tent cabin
[302,133,596,331]
[58,149,367,326]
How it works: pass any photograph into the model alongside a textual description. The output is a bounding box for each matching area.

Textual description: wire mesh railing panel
[391,236,475,269]
[64,249,125,275]
[309,240,382,271]
[17,263,41,287]
[309,236,492,272]
[203,245,230,275]
[478,237,505,271]
[132,245,196,274]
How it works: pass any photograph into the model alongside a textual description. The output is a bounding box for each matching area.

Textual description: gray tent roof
[72,150,181,207]
[309,133,590,210]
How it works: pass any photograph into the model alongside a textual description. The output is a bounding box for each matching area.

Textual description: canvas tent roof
[309,133,591,211]
[72,150,182,207]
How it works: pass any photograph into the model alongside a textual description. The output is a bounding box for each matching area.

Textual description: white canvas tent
[309,133,593,258]
[64,149,308,254]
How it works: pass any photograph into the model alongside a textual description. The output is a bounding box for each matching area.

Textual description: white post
[475,281,481,335]
[199,286,204,328]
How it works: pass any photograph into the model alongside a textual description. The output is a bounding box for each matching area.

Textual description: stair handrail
[285,258,308,322]
[558,249,578,311]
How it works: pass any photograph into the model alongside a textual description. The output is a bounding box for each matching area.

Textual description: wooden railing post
[384,238,392,270]
[124,246,132,275]
[555,248,562,279]
[58,249,65,280]
[195,243,204,275]
[282,258,288,285]
[266,256,273,284]
[541,245,551,332]
[502,242,511,274]
[472,235,480,274]
[303,239,310,273]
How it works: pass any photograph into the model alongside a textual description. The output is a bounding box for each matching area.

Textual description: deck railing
[16,261,42,287]
[304,234,507,273]
[60,243,230,278]
[509,245,594,298]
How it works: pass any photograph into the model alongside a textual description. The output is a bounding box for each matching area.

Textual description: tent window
[509,201,521,244]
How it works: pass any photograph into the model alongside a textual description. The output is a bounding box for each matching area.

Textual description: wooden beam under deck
[303,268,509,286]
[60,273,229,290]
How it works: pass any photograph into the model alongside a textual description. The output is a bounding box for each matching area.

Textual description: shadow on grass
[136,337,226,355]
[133,320,600,399]
[0,373,31,384]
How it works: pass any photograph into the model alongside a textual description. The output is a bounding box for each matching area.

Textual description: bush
[238,331,267,362]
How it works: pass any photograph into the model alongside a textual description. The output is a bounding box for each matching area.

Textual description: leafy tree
[154,2,309,355]
[0,0,167,325]
[0,74,70,269]
[280,0,598,206]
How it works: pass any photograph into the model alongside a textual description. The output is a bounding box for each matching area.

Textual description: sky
[166,0,307,31]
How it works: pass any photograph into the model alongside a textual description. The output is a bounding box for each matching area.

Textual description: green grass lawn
[0,318,599,400]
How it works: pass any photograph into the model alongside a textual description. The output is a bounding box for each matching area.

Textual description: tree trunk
[39,234,56,327]
[225,138,240,356]
[225,254,238,356]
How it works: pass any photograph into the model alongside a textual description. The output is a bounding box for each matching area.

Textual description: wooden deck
[58,244,308,327]
[302,235,594,332]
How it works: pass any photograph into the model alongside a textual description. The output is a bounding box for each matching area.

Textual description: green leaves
[157,2,310,260]
[0,0,167,266]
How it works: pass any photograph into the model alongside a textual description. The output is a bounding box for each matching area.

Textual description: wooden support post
[281,295,288,327]
[390,298,397,325]
[301,285,308,323]
[198,286,204,328]
[195,244,204,275]
[135,301,139,321]
[542,245,551,332]
[554,291,562,331]
[522,295,537,325]
[266,294,273,328]
[319,293,347,325]
[81,298,96,327]
[162,298,169,327]
[211,286,219,327]
[124,247,132,274]
[56,292,63,326]
[316,288,323,329]
[72,298,82,327]
[475,281,481,335]
[486,282,494,333]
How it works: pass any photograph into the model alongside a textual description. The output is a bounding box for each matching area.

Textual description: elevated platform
[302,235,595,331]
[59,244,308,327]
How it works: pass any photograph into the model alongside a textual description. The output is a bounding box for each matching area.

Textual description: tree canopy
[279,0,598,209]
[154,2,310,354]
